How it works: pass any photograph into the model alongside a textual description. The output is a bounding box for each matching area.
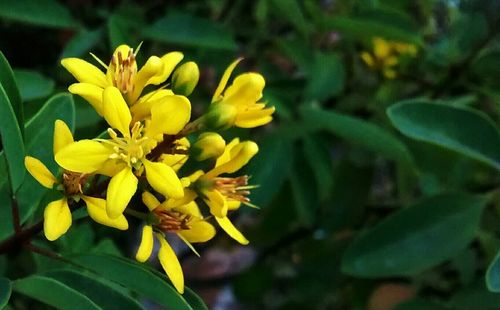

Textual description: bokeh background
[2,0,500,309]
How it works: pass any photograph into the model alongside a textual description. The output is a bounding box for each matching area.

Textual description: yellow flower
[135,191,216,293]
[55,87,190,219]
[208,59,275,128]
[171,61,199,96]
[61,44,184,114]
[360,37,417,79]
[190,138,258,245]
[191,132,226,161]
[24,120,128,241]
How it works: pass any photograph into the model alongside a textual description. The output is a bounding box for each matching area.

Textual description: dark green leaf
[0,277,11,308]
[302,135,334,201]
[13,275,100,310]
[394,298,450,310]
[70,253,193,310]
[451,281,500,310]
[387,100,500,170]
[290,144,318,226]
[342,193,487,277]
[0,83,25,192]
[44,270,143,310]
[60,29,103,59]
[269,0,311,37]
[0,51,22,133]
[143,11,237,50]
[300,105,414,166]
[0,0,76,28]
[305,52,345,101]
[14,69,55,101]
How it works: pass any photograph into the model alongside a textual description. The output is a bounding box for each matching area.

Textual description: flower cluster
[360,37,417,79]
[24,44,274,293]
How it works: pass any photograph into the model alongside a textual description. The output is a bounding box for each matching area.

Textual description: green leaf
[486,250,500,292]
[0,51,23,134]
[394,298,450,310]
[387,100,500,170]
[12,275,100,309]
[0,277,11,308]
[304,52,345,101]
[290,144,318,226]
[341,193,487,277]
[44,270,143,310]
[0,0,76,28]
[300,105,414,166]
[302,135,334,201]
[0,83,25,192]
[60,28,103,59]
[269,0,311,37]
[143,11,237,50]
[70,253,194,310]
[183,287,209,310]
[0,93,75,240]
[14,69,55,101]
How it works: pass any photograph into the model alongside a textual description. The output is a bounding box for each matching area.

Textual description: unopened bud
[172,61,199,96]
[204,103,237,130]
[192,132,226,161]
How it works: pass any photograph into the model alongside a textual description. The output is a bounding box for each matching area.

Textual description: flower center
[62,171,88,196]
[154,209,191,233]
[105,122,155,168]
[110,48,137,94]
[214,176,252,203]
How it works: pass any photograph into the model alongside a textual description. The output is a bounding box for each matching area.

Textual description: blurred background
[2,0,500,309]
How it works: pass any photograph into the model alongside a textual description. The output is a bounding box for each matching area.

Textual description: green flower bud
[172,61,199,96]
[204,103,237,130]
[191,132,226,161]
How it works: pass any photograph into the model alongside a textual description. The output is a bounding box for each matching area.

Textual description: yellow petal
[179,220,216,243]
[103,86,132,137]
[215,216,249,245]
[143,160,184,199]
[360,52,375,67]
[44,198,72,241]
[148,52,184,85]
[128,56,165,103]
[82,195,128,230]
[95,159,127,177]
[61,58,109,88]
[24,156,57,189]
[174,201,202,217]
[68,83,104,116]
[373,37,391,59]
[136,225,154,262]
[227,200,241,211]
[162,189,197,211]
[142,191,160,211]
[106,167,138,219]
[55,140,113,173]
[147,95,191,136]
[222,73,265,107]
[206,141,258,178]
[130,89,174,122]
[203,189,228,218]
[157,234,184,294]
[53,120,74,155]
[235,107,275,128]
[215,138,240,167]
[212,58,242,102]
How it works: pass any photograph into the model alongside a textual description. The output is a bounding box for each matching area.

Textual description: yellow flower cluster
[24,44,275,293]
[361,37,417,79]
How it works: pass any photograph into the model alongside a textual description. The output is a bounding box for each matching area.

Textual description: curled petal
[179,220,216,243]
[157,234,184,294]
[215,216,249,245]
[44,198,72,241]
[103,86,132,138]
[61,58,108,88]
[136,225,154,262]
[234,107,275,128]
[82,196,128,230]
[148,52,184,85]
[128,56,164,103]
[143,160,184,199]
[203,189,227,218]
[68,83,104,116]
[222,73,265,108]
[142,191,160,211]
[53,120,74,155]
[215,138,240,167]
[130,89,174,122]
[55,140,113,173]
[212,58,242,102]
[147,95,191,137]
[106,167,138,219]
[24,156,57,189]
[206,141,258,178]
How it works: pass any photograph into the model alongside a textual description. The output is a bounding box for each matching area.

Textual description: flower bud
[204,103,237,130]
[191,132,226,161]
[172,61,199,96]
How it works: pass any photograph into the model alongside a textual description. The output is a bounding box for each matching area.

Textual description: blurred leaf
[0,93,75,240]
[450,281,500,310]
[0,83,25,192]
[61,29,103,59]
[70,253,194,310]
[0,51,22,134]
[342,193,487,277]
[472,50,500,84]
[245,135,294,207]
[302,135,334,201]
[143,11,237,50]
[44,270,143,310]
[183,287,209,310]
[14,69,55,101]
[305,52,345,101]
[269,0,311,37]
[13,275,99,309]
[387,100,500,170]
[485,249,500,292]
[0,277,11,308]
[300,105,414,166]
[108,15,138,50]
[290,144,318,226]
[0,0,76,28]
[394,298,450,310]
